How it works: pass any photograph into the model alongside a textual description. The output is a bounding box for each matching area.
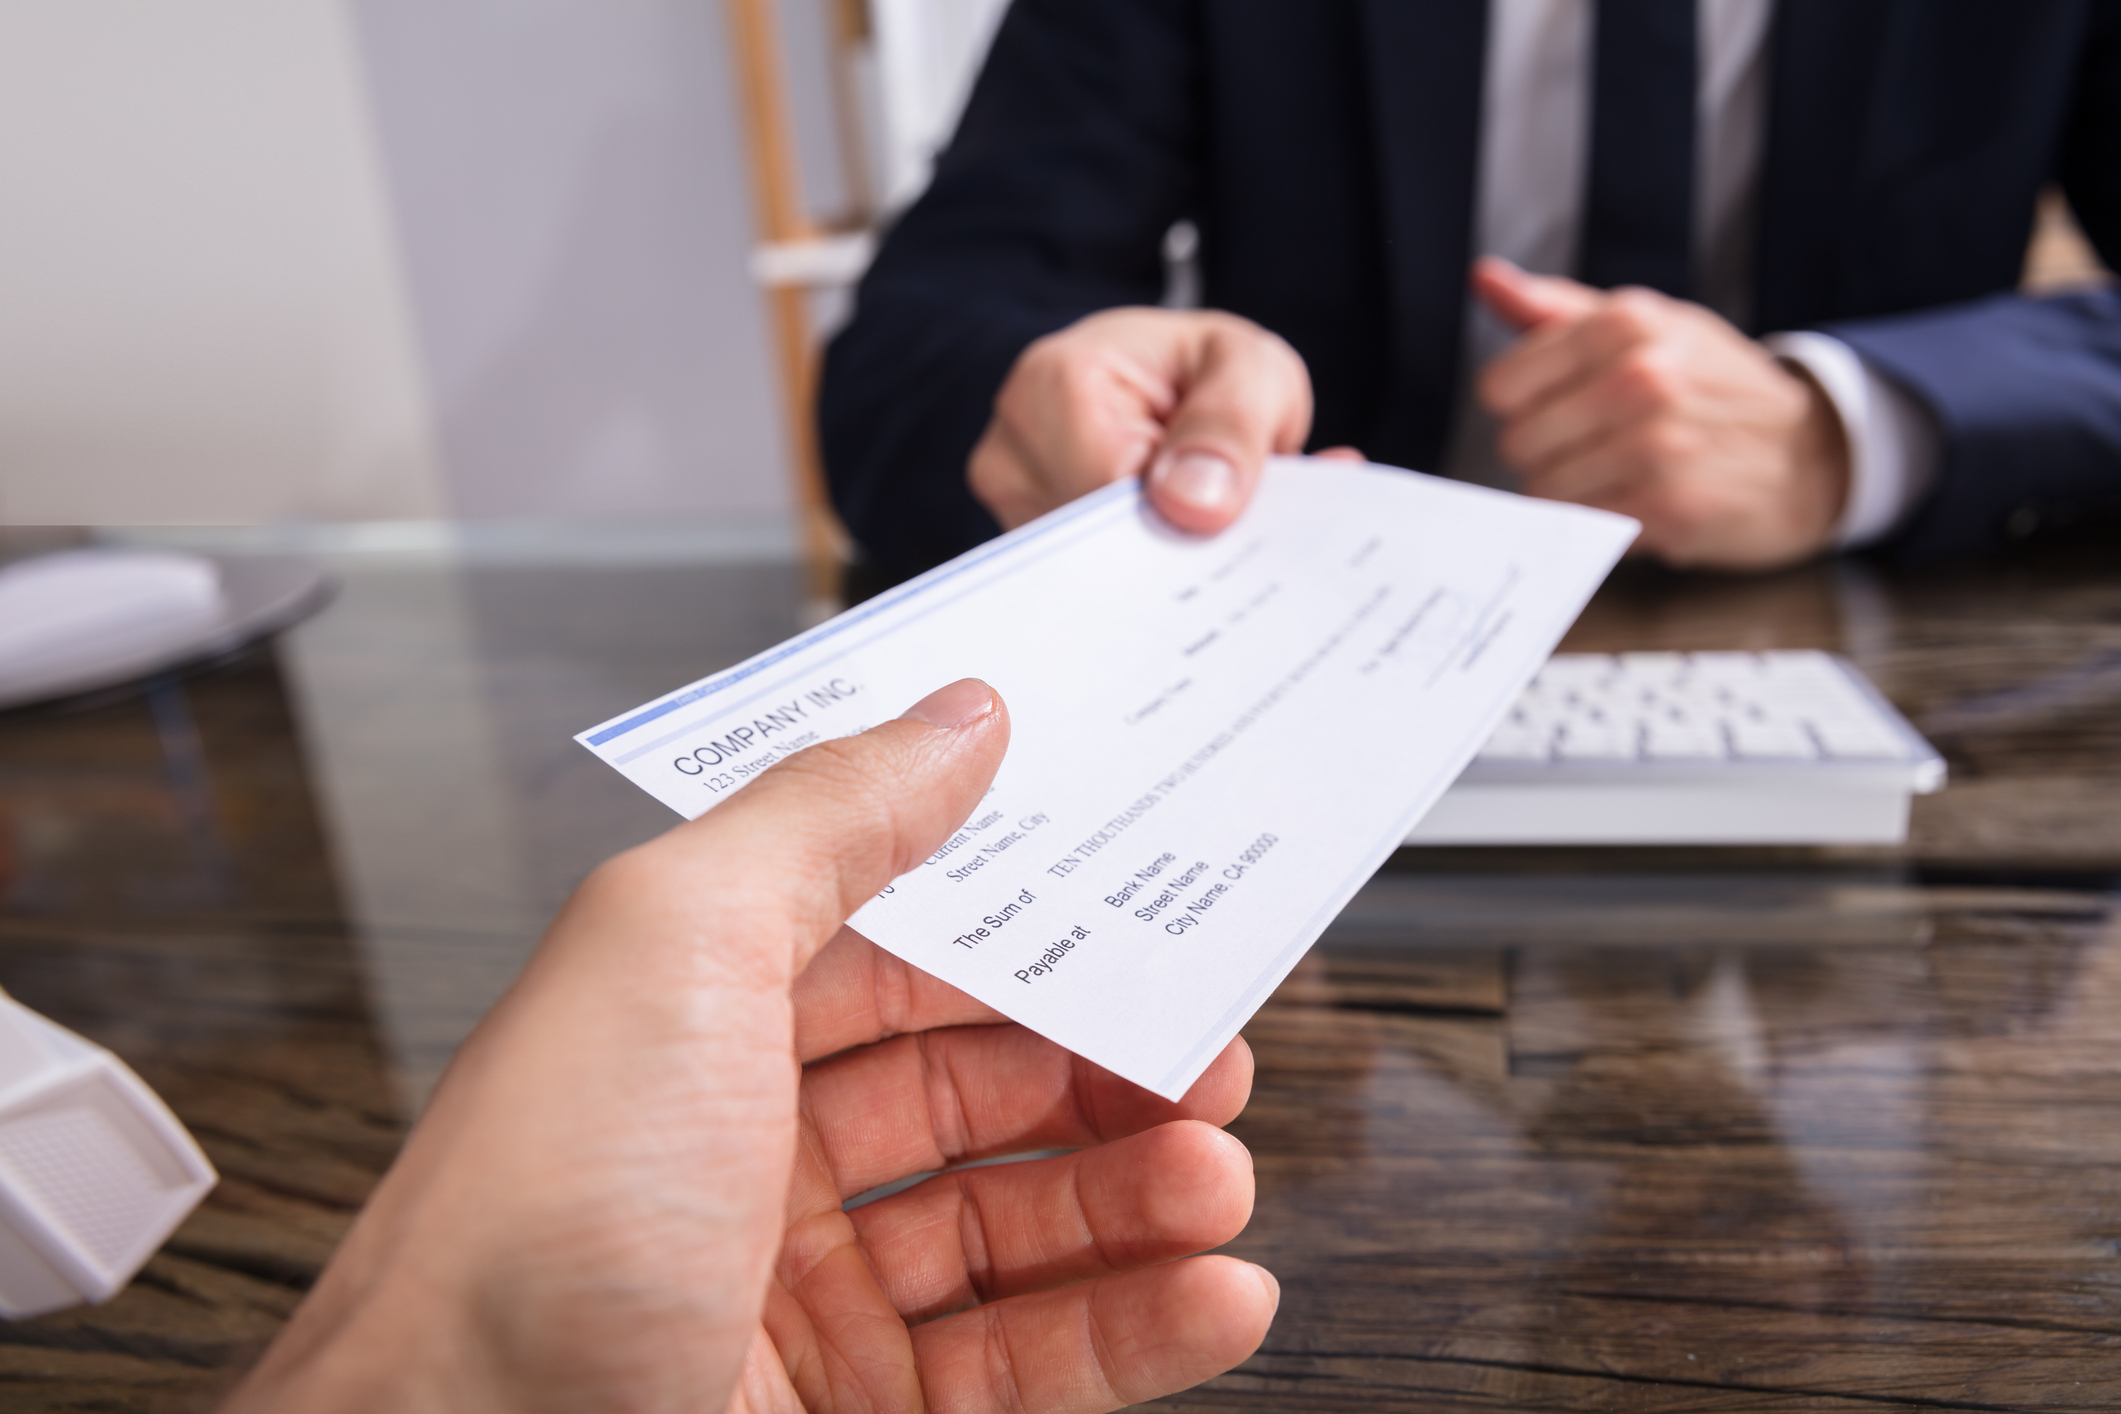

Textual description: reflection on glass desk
[2,529,2119,1410]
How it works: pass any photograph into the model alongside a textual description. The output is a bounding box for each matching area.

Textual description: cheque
[578,458,1635,1100]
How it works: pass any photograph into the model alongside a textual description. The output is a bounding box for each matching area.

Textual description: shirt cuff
[1764,330,1941,549]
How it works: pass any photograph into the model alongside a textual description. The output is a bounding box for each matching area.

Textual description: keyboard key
[1757,648,1829,668]
[1508,709,1565,740]
[1758,650,1839,686]
[1535,655,1617,689]
[1764,675,1866,712]
[1659,685,1734,716]
[1644,722,1725,759]
[1728,720,1815,759]
[1555,722,1636,760]
[1808,718,1905,759]
[1690,651,1766,682]
[1478,725,1552,761]
[1617,652,1687,681]
[1608,683,1666,711]
[1510,684,1566,710]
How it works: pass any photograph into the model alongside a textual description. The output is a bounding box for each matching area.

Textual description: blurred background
[0,0,1007,545]
[0,0,2105,543]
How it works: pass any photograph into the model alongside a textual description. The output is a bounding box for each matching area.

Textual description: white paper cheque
[577,459,1634,1099]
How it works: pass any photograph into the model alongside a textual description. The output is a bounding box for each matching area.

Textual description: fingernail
[1152,451,1239,514]
[901,678,995,730]
[1252,1263,1281,1312]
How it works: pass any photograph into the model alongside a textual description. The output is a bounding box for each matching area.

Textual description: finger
[972,382,1162,531]
[1145,317,1312,535]
[725,1324,810,1414]
[1516,421,1658,509]
[908,1254,1278,1413]
[973,315,1177,529]
[1481,286,1667,422]
[574,679,1010,990]
[850,1120,1253,1322]
[1563,451,1738,569]
[969,420,1070,532]
[793,928,1006,1064]
[1471,255,1603,332]
[799,1025,1254,1201]
[1312,445,1366,462]
[1496,347,1672,474]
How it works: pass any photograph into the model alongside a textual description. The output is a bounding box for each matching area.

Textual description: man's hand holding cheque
[966,261,1856,573]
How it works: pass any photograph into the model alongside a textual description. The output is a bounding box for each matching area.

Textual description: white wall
[0,0,445,524]
[348,0,790,523]
[0,0,793,529]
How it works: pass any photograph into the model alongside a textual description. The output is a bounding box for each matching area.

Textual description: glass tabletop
[2,526,2117,1409]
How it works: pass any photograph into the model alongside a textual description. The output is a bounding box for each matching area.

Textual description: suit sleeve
[819,0,1201,576]
[1828,4,2121,563]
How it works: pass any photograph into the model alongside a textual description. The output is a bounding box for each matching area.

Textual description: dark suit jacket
[822,0,2121,576]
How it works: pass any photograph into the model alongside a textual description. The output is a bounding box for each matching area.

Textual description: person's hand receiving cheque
[222,679,1274,1414]
[1473,257,1852,570]
[970,307,1318,535]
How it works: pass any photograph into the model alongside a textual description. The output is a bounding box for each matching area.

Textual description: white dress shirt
[1446,0,1937,546]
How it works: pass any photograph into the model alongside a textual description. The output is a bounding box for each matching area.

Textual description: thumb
[572,678,1009,992]
[678,678,1009,979]
[1472,255,1603,332]
[1146,317,1313,535]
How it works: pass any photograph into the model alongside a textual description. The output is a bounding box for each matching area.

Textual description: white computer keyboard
[1408,651,1946,845]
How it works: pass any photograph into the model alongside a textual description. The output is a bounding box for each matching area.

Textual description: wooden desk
[2,537,2117,1410]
